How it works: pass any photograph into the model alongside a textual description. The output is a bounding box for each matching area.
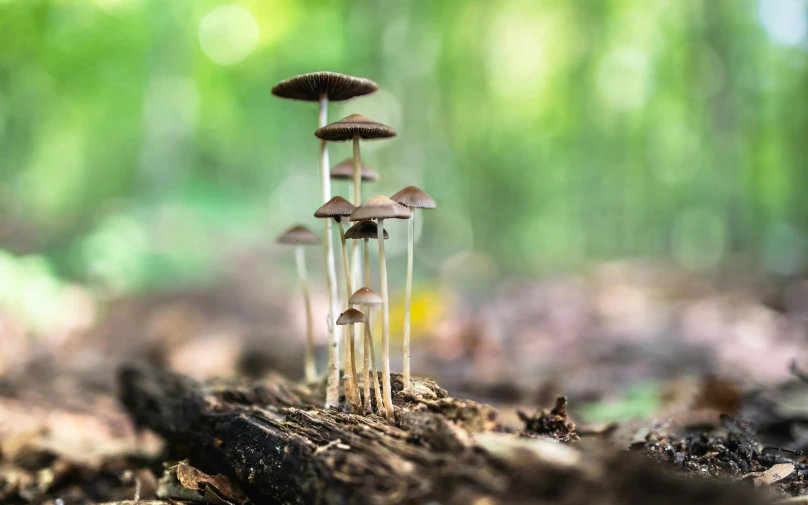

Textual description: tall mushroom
[272,72,378,408]
[316,115,396,328]
[350,196,411,420]
[314,196,360,407]
[390,186,437,389]
[276,225,321,382]
[346,221,389,413]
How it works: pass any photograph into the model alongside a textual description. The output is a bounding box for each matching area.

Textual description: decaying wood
[118,364,764,505]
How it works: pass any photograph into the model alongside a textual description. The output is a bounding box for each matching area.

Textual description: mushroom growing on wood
[350,196,411,420]
[390,186,437,389]
[272,72,378,408]
[276,225,321,382]
[317,115,396,318]
[314,196,360,407]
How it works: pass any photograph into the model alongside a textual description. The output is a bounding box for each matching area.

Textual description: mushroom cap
[315,114,396,142]
[330,158,379,182]
[349,287,383,306]
[390,186,436,209]
[350,195,412,221]
[345,220,389,240]
[336,307,366,325]
[276,225,320,246]
[314,196,357,220]
[271,72,378,102]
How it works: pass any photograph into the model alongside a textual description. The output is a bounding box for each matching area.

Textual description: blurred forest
[1,0,807,337]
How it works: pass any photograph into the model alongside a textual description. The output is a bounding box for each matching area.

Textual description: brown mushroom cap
[276,225,321,245]
[315,114,396,142]
[390,186,436,209]
[349,287,383,306]
[314,196,357,221]
[271,72,378,102]
[345,220,389,240]
[350,195,412,221]
[336,307,366,325]
[330,158,379,182]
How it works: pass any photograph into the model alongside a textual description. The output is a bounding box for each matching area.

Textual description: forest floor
[3,266,808,504]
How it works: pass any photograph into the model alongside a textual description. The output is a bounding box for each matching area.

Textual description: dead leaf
[752,463,795,487]
[160,462,245,505]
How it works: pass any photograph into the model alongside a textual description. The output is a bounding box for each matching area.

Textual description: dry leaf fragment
[751,463,795,487]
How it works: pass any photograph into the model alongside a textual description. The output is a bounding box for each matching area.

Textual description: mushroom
[276,225,322,382]
[314,196,360,407]
[346,221,388,414]
[331,158,380,184]
[336,306,366,388]
[348,288,384,414]
[272,72,378,408]
[390,186,437,389]
[316,115,396,320]
[350,196,411,420]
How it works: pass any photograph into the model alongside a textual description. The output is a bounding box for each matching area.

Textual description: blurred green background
[1,0,807,307]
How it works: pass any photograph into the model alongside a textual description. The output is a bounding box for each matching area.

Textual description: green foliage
[1,0,806,291]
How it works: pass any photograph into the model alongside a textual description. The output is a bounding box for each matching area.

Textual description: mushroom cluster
[273,71,436,420]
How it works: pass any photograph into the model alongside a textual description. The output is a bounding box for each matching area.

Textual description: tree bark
[117,364,761,505]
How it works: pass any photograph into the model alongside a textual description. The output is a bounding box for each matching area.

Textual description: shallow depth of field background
[2,0,808,418]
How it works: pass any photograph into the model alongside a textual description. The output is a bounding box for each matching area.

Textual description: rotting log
[118,364,763,505]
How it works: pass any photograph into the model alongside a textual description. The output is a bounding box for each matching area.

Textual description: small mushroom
[349,286,384,414]
[336,307,366,325]
[390,186,437,389]
[272,72,378,409]
[317,115,396,308]
[276,225,321,382]
[314,196,360,407]
[350,196,411,420]
[345,221,389,414]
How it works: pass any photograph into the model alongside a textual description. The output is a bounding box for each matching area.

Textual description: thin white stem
[319,95,340,408]
[349,137,362,313]
[296,245,316,382]
[403,211,415,388]
[367,307,384,415]
[363,238,382,414]
[363,313,370,413]
[377,218,394,420]
[338,220,359,407]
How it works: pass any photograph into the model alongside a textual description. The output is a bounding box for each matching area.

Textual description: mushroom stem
[377,218,395,420]
[337,220,360,408]
[363,237,383,414]
[350,136,362,315]
[295,245,316,382]
[319,95,340,408]
[402,210,415,389]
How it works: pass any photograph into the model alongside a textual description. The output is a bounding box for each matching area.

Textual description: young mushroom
[317,115,396,321]
[272,72,378,408]
[276,225,321,382]
[350,196,411,420]
[348,287,384,414]
[335,305,366,397]
[390,186,437,389]
[314,196,360,407]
